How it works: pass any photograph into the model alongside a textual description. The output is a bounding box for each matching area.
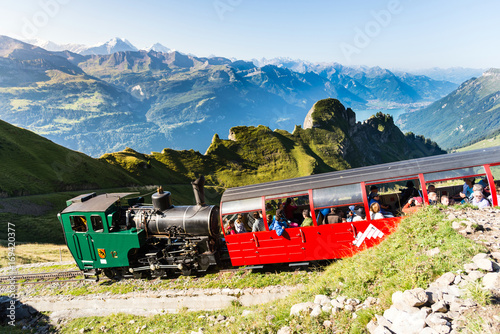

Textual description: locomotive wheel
[181,268,192,276]
[103,268,119,280]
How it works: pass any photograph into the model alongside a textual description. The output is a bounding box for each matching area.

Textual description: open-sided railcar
[220,146,500,266]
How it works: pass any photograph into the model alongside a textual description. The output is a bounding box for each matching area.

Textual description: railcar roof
[61,193,135,213]
[221,146,500,203]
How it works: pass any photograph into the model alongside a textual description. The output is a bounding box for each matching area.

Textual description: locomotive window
[313,183,362,209]
[70,215,88,233]
[91,216,104,232]
[424,166,485,182]
[221,197,262,215]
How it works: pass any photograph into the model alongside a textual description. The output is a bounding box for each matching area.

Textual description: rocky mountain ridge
[0,35,455,156]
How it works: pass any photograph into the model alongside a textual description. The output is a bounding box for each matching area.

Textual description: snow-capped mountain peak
[144,42,171,53]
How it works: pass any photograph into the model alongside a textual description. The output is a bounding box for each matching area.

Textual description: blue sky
[1,0,499,69]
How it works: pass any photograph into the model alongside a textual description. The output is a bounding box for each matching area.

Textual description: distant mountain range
[397,68,500,150]
[0,35,470,156]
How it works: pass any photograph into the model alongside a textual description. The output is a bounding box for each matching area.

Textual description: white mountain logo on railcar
[353,224,384,247]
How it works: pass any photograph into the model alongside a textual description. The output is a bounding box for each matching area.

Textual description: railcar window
[222,212,264,235]
[490,165,500,181]
[221,197,261,215]
[424,166,485,182]
[313,183,362,208]
[70,215,88,232]
[91,216,104,232]
[265,194,309,227]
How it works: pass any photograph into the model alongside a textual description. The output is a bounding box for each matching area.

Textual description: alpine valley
[0,35,459,156]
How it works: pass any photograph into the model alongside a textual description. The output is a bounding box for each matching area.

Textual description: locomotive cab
[58,179,220,279]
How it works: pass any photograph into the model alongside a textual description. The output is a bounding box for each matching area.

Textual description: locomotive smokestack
[192,175,206,206]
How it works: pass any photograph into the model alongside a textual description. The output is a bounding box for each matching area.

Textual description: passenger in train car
[440,195,455,206]
[427,184,436,193]
[454,178,474,203]
[326,207,343,224]
[370,202,386,220]
[251,211,265,232]
[369,194,394,217]
[428,192,438,205]
[402,196,423,214]
[368,185,379,201]
[487,185,500,206]
[346,205,355,222]
[283,198,298,221]
[471,191,491,208]
[400,180,421,206]
[269,209,290,236]
[316,207,331,225]
[225,220,236,235]
[301,209,313,227]
[265,203,276,217]
[352,207,366,221]
[234,214,247,233]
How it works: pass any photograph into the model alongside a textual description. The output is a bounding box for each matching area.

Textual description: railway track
[0,270,82,284]
[0,261,315,285]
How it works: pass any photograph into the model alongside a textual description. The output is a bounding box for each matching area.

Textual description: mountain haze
[398,68,500,150]
[0,35,456,156]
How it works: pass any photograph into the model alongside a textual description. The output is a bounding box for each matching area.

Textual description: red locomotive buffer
[220,146,500,266]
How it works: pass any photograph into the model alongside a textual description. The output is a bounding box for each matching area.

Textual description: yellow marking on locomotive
[98,248,106,259]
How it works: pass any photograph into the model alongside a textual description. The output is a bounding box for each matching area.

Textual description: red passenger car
[220,147,500,266]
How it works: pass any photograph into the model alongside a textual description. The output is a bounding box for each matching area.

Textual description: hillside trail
[443,206,500,333]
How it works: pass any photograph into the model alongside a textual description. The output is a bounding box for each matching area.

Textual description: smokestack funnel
[192,175,206,206]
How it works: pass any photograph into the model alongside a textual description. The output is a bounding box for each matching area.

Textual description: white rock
[289,302,315,316]
[375,314,392,328]
[403,288,429,307]
[426,247,441,256]
[277,326,292,334]
[383,305,403,324]
[431,300,448,313]
[367,319,378,334]
[314,294,331,306]
[241,310,254,317]
[465,271,485,282]
[482,272,500,290]
[321,305,332,313]
[463,263,478,272]
[389,308,428,334]
[472,253,489,262]
[426,313,448,327]
[373,326,393,334]
[336,296,347,304]
[331,299,343,308]
[310,304,322,318]
[420,327,439,334]
[323,320,333,329]
[490,252,500,262]
[475,259,494,271]
[392,291,421,313]
[453,275,462,285]
[436,272,456,286]
[344,304,354,312]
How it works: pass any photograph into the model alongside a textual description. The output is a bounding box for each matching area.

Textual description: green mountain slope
[397,68,500,149]
[0,120,141,196]
[102,99,445,189]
